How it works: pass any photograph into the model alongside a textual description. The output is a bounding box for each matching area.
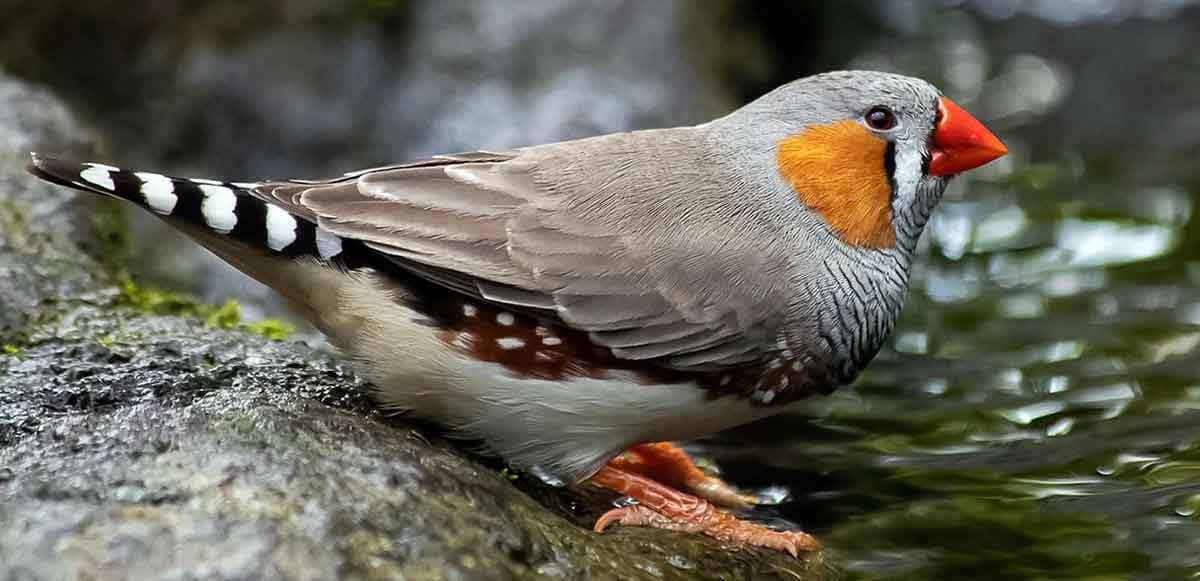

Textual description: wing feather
[294,132,791,371]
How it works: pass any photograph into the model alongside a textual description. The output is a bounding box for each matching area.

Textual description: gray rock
[0,74,825,580]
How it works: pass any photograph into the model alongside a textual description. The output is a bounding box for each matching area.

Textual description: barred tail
[26,154,345,261]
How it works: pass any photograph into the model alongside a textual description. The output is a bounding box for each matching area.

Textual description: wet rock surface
[0,74,825,580]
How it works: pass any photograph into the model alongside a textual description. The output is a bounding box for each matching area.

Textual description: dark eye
[865,106,897,131]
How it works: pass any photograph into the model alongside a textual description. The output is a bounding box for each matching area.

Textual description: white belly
[313,268,779,483]
[428,358,777,482]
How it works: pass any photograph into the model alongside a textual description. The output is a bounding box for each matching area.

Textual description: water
[4,1,1199,578]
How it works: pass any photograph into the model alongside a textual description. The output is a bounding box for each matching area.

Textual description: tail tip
[26,151,45,174]
[26,153,114,192]
[26,151,61,183]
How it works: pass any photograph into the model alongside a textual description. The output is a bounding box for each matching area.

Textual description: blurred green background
[2,1,1199,579]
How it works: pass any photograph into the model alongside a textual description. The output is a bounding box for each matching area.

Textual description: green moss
[117,278,294,341]
[204,299,242,329]
[243,318,296,341]
[94,333,137,359]
[118,277,202,317]
[2,344,20,356]
[88,202,132,276]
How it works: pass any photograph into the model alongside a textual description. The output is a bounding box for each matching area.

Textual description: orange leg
[589,465,820,557]
[607,442,756,508]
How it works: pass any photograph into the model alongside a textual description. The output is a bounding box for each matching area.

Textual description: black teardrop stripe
[167,179,208,227]
[228,189,266,244]
[883,140,898,199]
[109,170,146,205]
[284,219,319,259]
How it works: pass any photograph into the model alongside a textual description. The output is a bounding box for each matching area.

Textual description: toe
[594,505,678,533]
[594,507,624,533]
[777,531,822,557]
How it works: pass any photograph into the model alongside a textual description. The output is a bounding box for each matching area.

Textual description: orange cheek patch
[777,121,895,248]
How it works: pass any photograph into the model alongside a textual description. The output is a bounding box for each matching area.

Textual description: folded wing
[279,134,791,371]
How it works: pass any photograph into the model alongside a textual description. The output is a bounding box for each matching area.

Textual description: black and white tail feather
[27,154,348,263]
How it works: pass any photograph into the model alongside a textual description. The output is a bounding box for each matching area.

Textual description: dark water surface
[4,1,1199,578]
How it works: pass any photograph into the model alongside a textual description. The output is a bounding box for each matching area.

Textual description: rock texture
[0,75,824,580]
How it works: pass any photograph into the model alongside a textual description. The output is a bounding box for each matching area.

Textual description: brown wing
[289,133,792,371]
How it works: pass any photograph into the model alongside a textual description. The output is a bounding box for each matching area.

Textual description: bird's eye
[865,106,897,131]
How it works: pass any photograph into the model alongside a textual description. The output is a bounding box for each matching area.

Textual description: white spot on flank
[541,336,563,346]
[80,164,116,190]
[315,228,343,259]
[760,390,776,404]
[496,312,515,326]
[265,204,298,251]
[134,172,178,215]
[198,185,238,234]
[791,361,802,371]
[535,326,551,336]
[778,376,790,389]
[462,304,478,317]
[496,337,525,350]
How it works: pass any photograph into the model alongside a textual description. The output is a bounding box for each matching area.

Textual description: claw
[594,505,673,533]
[589,465,820,557]
[593,508,618,533]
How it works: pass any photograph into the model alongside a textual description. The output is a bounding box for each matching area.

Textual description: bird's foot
[589,465,820,557]
[607,442,758,508]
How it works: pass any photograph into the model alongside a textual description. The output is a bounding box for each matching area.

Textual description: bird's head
[721,70,1007,252]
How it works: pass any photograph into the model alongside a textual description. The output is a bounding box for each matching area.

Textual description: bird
[27,70,1006,557]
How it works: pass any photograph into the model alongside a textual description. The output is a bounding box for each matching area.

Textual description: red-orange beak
[928,96,1008,176]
